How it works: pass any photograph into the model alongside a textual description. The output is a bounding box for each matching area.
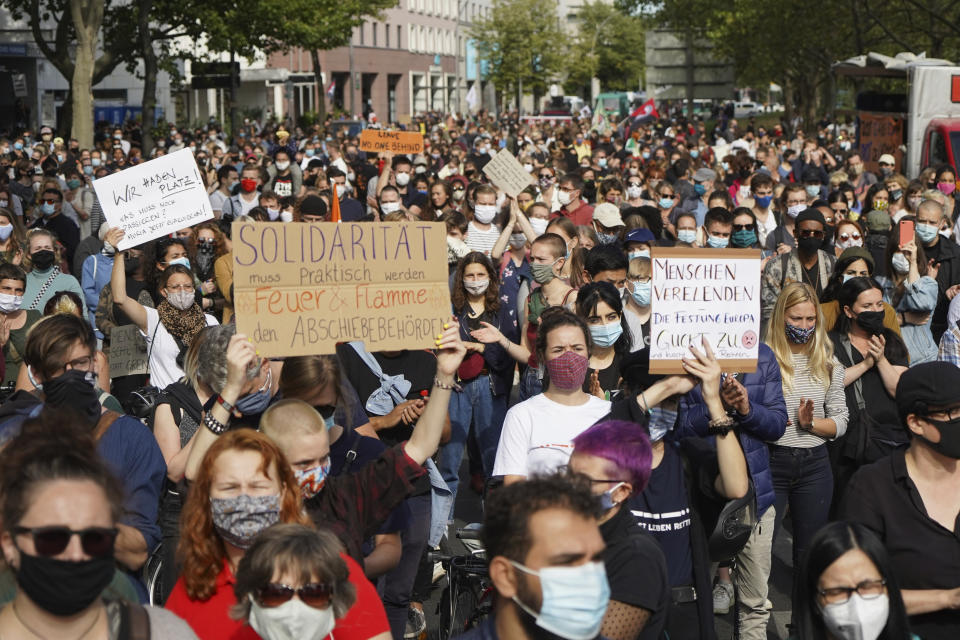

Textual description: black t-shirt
[629,443,695,586]
[582,352,622,399]
[400,189,428,211]
[843,338,909,444]
[272,175,294,198]
[802,261,822,296]
[600,506,669,640]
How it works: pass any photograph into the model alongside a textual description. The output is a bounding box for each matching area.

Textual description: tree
[470,0,566,111]
[69,0,105,147]
[565,1,646,95]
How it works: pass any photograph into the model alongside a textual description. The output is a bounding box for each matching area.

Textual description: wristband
[433,376,462,392]
[203,412,227,435]
[216,394,235,413]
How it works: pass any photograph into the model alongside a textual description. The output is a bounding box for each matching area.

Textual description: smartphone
[899,219,914,248]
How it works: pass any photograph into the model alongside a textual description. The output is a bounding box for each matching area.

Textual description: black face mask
[919,415,960,459]
[124,255,141,276]
[42,369,101,427]
[855,310,885,336]
[14,550,115,616]
[796,236,823,254]
[31,249,55,271]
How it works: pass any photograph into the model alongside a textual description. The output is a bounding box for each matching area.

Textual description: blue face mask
[597,158,608,168]
[305,149,315,157]
[598,482,626,511]
[706,234,729,249]
[785,323,815,344]
[916,223,939,244]
[596,231,618,245]
[628,249,650,261]
[235,368,272,415]
[658,197,674,209]
[324,414,335,430]
[590,321,623,348]
[510,561,610,640]
[694,183,707,196]
[677,229,697,244]
[14,142,23,151]
[754,194,773,209]
[642,151,650,160]
[168,256,190,269]
[690,149,700,159]
[40,202,56,216]
[630,281,652,307]
[648,405,677,442]
[842,273,855,283]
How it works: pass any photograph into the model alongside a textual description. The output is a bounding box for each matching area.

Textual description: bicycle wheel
[451,583,480,635]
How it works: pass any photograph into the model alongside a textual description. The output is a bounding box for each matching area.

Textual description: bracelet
[216,394,235,413]
[433,376,463,392]
[203,411,227,435]
[639,391,651,416]
[707,416,736,436]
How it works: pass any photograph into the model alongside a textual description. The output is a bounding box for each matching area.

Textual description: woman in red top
[164,429,390,640]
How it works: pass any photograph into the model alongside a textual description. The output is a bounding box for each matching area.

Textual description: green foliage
[564,1,646,93]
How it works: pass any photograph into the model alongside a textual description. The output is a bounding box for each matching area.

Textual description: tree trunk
[70,0,105,149]
[782,75,795,136]
[138,0,157,156]
[311,49,327,123]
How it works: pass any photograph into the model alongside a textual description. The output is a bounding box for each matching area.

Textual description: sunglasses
[832,208,849,214]
[838,233,861,241]
[797,229,825,239]
[732,224,755,231]
[256,582,333,609]
[41,199,58,205]
[13,526,118,557]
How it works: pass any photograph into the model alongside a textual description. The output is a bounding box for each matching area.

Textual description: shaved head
[918,199,945,222]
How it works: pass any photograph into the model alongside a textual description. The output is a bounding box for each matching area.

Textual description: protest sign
[93,148,214,250]
[481,149,535,198]
[648,247,761,374]
[359,130,424,154]
[232,221,451,356]
[107,324,148,378]
[858,112,904,175]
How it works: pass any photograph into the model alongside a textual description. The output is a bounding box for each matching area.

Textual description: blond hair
[765,282,834,391]
[260,399,325,444]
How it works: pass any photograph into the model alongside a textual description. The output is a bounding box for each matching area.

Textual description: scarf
[156,298,207,347]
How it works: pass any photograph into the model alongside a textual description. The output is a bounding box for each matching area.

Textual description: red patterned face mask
[545,351,590,390]
[294,461,331,499]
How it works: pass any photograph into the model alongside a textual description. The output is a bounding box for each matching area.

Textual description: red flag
[330,184,341,222]
[629,98,659,121]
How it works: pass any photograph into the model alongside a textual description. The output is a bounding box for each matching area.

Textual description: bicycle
[429,526,494,640]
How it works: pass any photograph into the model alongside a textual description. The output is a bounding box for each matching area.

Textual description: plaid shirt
[938,325,960,368]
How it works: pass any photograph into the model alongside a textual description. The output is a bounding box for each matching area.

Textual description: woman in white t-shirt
[493,308,611,484]
[106,228,218,390]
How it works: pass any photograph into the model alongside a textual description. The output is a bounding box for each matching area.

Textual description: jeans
[518,365,542,401]
[379,493,431,640]
[438,375,507,516]
[770,444,833,616]
[735,505,775,640]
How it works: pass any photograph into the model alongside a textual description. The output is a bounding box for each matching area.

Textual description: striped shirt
[465,222,500,256]
[775,352,849,448]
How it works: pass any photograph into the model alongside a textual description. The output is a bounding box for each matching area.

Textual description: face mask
[13,142,22,151]
[168,256,191,270]
[83,165,94,176]
[854,310,885,335]
[597,158,608,168]
[908,196,923,210]
[14,550,115,617]
[509,233,527,249]
[511,561,610,640]
[395,172,411,187]
[891,252,910,274]
[598,482,625,511]
[694,183,707,196]
[266,207,280,221]
[295,461,332,500]
[539,176,554,189]
[626,185,642,199]
[0,224,12,242]
[0,292,21,314]
[558,190,575,207]
[305,148,316,157]
[124,255,141,275]
[916,223,939,244]
[279,210,293,223]
[787,203,807,218]
[630,281,651,307]
[820,594,889,640]
[42,369,100,425]
[731,229,757,248]
[40,202,55,216]
[658,197,674,209]
[889,189,903,201]
[465,279,490,295]
[590,321,622,348]
[66,179,82,190]
[628,249,650,261]
[211,493,281,549]
[275,160,290,171]
[797,236,823,254]
[648,405,677,442]
[381,201,401,214]
[918,415,960,459]
[689,149,700,159]
[249,595,336,640]
[240,178,258,193]
[544,350,590,390]
[785,323,815,344]
[166,289,195,311]
[523,163,534,173]
[706,234,729,249]
[754,194,773,209]
[474,204,497,224]
[529,218,549,236]
[677,229,697,244]
[531,259,560,285]
[642,151,651,160]
[30,249,55,271]
[596,231,618,245]
[938,182,956,196]
[452,188,466,201]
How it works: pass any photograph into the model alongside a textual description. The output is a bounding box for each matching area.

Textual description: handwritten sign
[649,247,761,374]
[93,148,214,250]
[359,130,424,154]
[232,221,451,356]
[107,324,148,378]
[481,149,535,198]
[858,112,904,175]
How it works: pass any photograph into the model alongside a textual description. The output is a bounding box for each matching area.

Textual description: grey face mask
[210,493,281,549]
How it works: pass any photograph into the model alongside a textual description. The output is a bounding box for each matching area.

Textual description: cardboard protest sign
[93,148,213,250]
[232,221,451,356]
[107,324,148,377]
[359,130,424,154]
[481,149,535,198]
[858,112,904,175]
[649,247,761,374]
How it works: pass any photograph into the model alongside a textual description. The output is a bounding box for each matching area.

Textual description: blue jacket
[676,343,787,516]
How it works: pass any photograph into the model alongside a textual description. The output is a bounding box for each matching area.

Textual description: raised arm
[105,227,148,332]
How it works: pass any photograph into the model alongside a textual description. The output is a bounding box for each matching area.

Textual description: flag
[326,80,336,100]
[629,98,659,124]
[330,183,341,222]
[465,83,479,111]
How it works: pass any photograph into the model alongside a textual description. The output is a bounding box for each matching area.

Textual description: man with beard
[457,473,610,640]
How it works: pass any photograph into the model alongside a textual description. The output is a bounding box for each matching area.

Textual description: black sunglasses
[256,582,333,609]
[732,224,755,231]
[13,526,118,557]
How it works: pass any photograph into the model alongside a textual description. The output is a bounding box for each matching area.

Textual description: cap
[693,167,716,182]
[53,137,64,146]
[838,246,874,270]
[896,361,960,419]
[878,153,895,166]
[796,209,826,228]
[593,203,624,228]
[624,227,656,245]
[865,210,892,232]
[39,126,52,135]
[299,195,327,217]
[801,167,822,183]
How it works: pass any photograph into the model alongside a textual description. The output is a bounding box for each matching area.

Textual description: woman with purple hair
[569,420,669,640]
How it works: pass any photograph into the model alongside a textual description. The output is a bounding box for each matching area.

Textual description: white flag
[465,83,479,111]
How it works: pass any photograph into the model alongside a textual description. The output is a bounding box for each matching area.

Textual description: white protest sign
[107,324,148,377]
[649,247,761,374]
[482,149,535,198]
[93,148,213,250]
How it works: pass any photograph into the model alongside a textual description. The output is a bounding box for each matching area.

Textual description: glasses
[732,224,755,231]
[13,526,118,557]
[832,208,849,215]
[63,355,94,371]
[838,233,862,242]
[256,582,333,609]
[926,406,960,421]
[797,229,825,239]
[539,174,553,179]
[628,276,651,284]
[818,579,885,604]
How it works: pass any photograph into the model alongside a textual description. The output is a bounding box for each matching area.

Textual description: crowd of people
[0,109,957,640]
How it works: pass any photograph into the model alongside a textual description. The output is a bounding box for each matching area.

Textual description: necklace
[801,261,820,291]
[12,601,101,640]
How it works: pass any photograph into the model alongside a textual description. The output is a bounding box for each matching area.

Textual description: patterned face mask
[294,462,331,500]
[210,493,281,549]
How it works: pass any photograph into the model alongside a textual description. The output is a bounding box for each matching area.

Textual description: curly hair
[177,429,312,601]
[192,222,229,258]
[450,252,500,316]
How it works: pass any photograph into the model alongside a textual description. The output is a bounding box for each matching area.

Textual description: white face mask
[510,233,527,249]
[523,163,534,173]
[248,596,336,640]
[530,218,549,236]
[819,593,889,640]
[275,160,290,171]
[464,279,490,295]
[166,289,195,310]
[626,185,642,199]
[0,292,22,314]
[395,172,410,187]
[381,201,401,214]
[279,210,293,223]
[474,204,497,224]
[787,203,807,218]
[558,190,574,206]
[266,207,280,221]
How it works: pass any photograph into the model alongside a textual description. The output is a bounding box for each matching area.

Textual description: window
[386,23,390,47]
[359,22,365,45]
[372,23,377,46]
[398,25,402,48]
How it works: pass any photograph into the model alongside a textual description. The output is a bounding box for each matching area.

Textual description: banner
[107,324,149,378]
[359,130,424,154]
[858,112,904,175]
[481,149,535,198]
[232,221,451,356]
[93,148,213,250]
[649,247,761,374]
